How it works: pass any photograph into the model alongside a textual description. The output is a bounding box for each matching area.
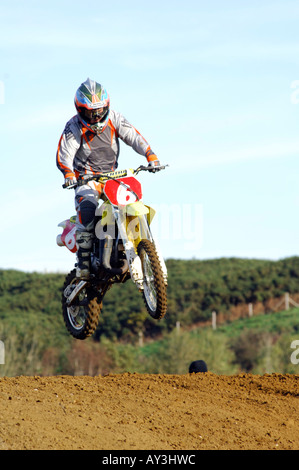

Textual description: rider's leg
[75,199,96,279]
[75,183,102,279]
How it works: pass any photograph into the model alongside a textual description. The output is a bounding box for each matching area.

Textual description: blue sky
[1,0,299,272]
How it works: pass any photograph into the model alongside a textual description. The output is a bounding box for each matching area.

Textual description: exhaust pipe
[102,235,129,275]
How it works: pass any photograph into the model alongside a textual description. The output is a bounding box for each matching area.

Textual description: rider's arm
[56,117,81,179]
[110,110,159,164]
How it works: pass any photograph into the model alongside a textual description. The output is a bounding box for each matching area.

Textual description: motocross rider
[56,78,160,279]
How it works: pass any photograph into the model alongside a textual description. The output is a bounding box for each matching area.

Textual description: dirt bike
[56,165,168,340]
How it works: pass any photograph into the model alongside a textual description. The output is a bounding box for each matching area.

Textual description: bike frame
[58,165,168,292]
[95,169,167,289]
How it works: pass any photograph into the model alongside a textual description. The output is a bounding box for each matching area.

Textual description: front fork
[95,203,167,289]
[116,208,145,289]
[117,208,168,288]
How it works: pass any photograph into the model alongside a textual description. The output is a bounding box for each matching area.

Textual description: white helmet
[74,78,110,134]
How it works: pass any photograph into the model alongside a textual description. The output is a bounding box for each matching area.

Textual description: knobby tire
[62,269,102,340]
[137,239,167,320]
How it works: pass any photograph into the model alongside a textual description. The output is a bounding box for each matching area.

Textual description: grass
[215,307,299,337]
[132,307,299,375]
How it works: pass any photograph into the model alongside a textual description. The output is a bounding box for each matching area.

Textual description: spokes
[140,249,157,311]
[65,284,89,331]
[68,305,86,329]
[62,269,103,340]
[137,239,167,320]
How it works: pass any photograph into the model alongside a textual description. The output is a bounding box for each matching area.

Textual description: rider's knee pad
[78,199,97,231]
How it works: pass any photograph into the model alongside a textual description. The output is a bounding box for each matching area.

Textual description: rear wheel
[62,269,102,340]
[137,239,167,320]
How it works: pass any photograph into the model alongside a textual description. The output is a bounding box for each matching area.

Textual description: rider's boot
[76,231,94,279]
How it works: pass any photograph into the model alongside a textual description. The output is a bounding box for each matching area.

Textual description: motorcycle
[56,165,168,340]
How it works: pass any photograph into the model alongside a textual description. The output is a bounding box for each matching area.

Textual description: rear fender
[56,217,77,253]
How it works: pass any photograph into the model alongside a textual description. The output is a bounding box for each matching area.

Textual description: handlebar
[62,164,169,189]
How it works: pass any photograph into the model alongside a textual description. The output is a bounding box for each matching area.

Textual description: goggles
[83,106,108,124]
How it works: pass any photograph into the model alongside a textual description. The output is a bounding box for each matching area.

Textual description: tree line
[1,256,299,341]
[1,256,299,376]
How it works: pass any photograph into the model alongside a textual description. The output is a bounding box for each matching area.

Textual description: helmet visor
[83,107,109,124]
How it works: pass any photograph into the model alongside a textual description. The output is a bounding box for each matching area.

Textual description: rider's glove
[64,173,77,187]
[146,151,161,172]
[148,160,161,172]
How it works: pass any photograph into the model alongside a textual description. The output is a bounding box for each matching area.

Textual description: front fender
[126,201,156,225]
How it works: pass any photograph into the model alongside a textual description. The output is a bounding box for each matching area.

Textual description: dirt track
[0,373,298,450]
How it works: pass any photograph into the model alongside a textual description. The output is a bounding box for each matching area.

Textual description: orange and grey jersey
[56,110,156,178]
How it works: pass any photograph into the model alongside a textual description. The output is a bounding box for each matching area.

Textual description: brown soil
[0,373,298,450]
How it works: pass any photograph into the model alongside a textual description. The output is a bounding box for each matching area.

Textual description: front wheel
[137,239,167,320]
[62,269,102,340]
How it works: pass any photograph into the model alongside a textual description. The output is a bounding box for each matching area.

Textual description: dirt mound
[0,373,298,450]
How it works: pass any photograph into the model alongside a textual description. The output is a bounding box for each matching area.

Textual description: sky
[1,0,299,273]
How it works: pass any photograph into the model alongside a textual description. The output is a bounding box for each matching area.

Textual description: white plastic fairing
[56,234,64,247]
